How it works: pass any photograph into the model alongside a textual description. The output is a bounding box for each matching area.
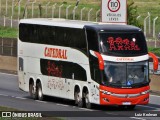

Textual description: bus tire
[84,92,92,109]
[37,82,44,101]
[29,82,37,100]
[74,90,83,107]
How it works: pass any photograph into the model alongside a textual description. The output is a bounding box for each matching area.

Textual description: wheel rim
[30,84,34,96]
[75,92,80,103]
[85,94,89,104]
[38,87,42,98]
[85,94,90,108]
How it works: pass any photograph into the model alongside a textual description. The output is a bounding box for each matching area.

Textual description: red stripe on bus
[94,52,104,70]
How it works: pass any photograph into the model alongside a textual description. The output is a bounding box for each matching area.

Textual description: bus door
[18,57,25,90]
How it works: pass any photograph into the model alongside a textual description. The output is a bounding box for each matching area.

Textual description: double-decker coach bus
[18,18,158,109]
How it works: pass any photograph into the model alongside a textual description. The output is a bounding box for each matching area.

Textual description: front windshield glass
[103,61,149,88]
[99,32,148,57]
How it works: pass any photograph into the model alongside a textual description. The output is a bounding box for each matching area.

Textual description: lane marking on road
[150,94,160,98]
[0,94,29,100]
[105,112,119,116]
[72,106,76,108]
[35,100,47,103]
[130,117,146,120]
[56,103,70,107]
[78,108,94,111]
[0,72,18,77]
[0,94,9,97]
[15,97,27,100]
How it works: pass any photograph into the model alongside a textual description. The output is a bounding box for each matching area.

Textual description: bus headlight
[100,89,111,95]
[141,90,150,95]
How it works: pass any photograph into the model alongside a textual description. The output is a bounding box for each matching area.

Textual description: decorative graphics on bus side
[107,37,140,51]
[47,61,62,77]
[47,78,64,90]
[40,59,87,81]
[44,47,67,59]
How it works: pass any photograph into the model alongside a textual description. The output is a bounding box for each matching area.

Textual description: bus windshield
[99,32,148,57]
[102,61,149,88]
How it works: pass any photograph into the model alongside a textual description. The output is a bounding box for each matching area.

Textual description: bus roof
[20,18,142,32]
[85,24,142,32]
[20,18,97,29]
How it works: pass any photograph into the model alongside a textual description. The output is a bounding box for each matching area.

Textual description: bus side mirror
[148,52,159,71]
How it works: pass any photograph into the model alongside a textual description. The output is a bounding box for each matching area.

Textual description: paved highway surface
[0,72,160,120]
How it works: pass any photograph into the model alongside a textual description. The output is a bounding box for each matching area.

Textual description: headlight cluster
[100,89,150,96]
[141,90,150,95]
[100,89,111,95]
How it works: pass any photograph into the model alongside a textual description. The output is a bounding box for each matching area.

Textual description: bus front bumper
[99,85,150,105]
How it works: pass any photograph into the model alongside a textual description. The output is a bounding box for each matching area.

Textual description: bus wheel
[29,83,37,100]
[74,90,83,107]
[37,82,44,101]
[127,105,136,110]
[84,92,92,109]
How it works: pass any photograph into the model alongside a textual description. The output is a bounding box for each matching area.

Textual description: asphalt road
[0,72,160,120]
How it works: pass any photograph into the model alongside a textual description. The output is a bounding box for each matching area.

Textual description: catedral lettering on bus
[116,57,134,62]
[18,18,159,110]
[44,47,67,59]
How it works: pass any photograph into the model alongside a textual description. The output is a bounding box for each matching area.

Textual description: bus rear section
[85,24,158,109]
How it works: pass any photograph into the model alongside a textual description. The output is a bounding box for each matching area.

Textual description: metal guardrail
[0,37,17,57]
[147,40,160,48]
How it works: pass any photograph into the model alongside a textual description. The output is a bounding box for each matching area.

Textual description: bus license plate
[122,102,131,105]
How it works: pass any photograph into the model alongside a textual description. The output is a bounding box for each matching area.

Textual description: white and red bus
[18,18,158,109]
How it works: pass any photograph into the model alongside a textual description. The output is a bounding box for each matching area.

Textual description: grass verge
[148,47,160,56]
[0,26,18,38]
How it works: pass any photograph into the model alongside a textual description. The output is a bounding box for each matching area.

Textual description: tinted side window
[19,57,24,71]
[74,29,87,53]
[86,29,99,52]
[65,28,87,53]
[40,59,87,81]
[39,26,53,44]
[89,55,102,84]
[19,24,29,42]
[19,24,39,43]
[55,27,65,46]
[86,29,101,83]
[19,24,87,54]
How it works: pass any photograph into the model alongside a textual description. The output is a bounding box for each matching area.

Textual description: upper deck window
[19,23,87,54]
[99,32,148,57]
